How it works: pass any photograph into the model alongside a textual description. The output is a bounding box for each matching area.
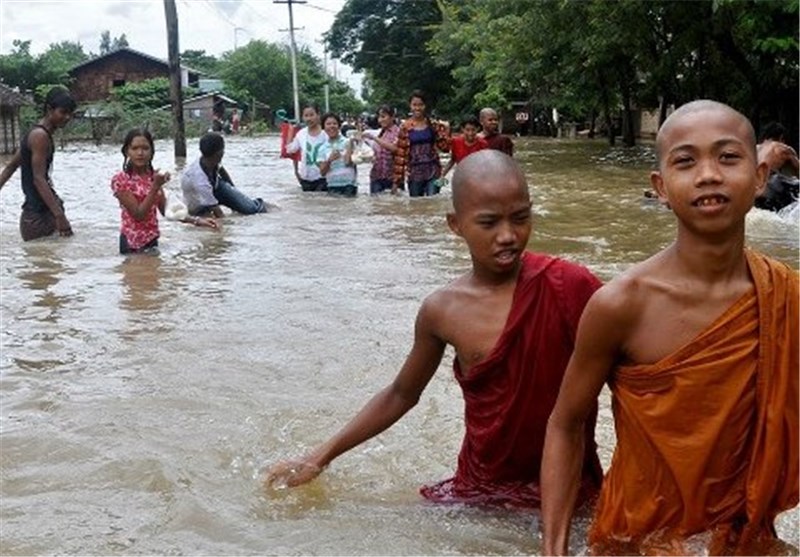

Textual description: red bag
[280,122,301,161]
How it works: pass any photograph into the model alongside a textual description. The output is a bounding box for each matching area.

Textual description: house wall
[71,52,169,103]
[182,97,216,121]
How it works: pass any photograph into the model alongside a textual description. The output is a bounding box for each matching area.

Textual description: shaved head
[656,100,756,168]
[479,107,498,120]
[451,150,528,212]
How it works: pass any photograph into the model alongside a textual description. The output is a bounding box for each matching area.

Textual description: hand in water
[197,217,220,230]
[55,213,73,237]
[264,458,323,489]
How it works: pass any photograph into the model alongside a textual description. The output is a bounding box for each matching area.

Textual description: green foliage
[37,41,89,85]
[218,41,293,114]
[0,40,41,91]
[326,0,452,110]
[0,39,88,92]
[217,40,363,120]
[110,78,172,112]
[297,47,365,116]
[99,31,129,55]
[33,84,68,106]
[425,0,798,143]
[181,50,221,76]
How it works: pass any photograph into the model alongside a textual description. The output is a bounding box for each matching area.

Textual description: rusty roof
[0,83,34,106]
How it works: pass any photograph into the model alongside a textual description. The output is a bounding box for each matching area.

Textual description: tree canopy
[329,0,799,145]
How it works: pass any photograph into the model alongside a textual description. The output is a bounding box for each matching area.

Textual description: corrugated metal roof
[69,47,203,75]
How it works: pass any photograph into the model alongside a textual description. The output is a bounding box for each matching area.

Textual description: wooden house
[69,47,201,103]
[0,83,34,154]
[167,92,238,122]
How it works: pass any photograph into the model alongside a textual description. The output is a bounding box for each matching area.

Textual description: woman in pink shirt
[363,105,400,195]
[111,128,217,255]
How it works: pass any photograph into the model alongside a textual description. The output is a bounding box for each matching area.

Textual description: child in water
[111,128,218,255]
[317,112,357,197]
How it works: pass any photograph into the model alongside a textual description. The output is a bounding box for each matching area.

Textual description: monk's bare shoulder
[585,252,671,330]
[416,274,473,334]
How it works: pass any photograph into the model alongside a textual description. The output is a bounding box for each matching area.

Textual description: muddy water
[1,135,797,555]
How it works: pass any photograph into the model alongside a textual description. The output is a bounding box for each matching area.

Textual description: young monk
[266,150,603,508]
[541,100,798,556]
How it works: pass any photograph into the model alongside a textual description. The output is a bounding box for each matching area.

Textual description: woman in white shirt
[285,103,328,192]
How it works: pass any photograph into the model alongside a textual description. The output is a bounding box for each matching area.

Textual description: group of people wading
[283,90,513,197]
[0,86,797,556]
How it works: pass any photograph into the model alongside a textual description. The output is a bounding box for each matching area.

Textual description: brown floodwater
[1,135,797,555]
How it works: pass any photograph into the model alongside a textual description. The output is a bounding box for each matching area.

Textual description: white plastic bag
[164,187,188,221]
[350,141,374,165]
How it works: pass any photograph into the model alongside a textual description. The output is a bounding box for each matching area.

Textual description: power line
[305,2,336,13]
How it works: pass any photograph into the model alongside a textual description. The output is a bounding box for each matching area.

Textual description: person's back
[266,150,602,510]
[541,100,798,555]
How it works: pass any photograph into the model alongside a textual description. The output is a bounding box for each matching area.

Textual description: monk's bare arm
[265,295,448,488]
[0,150,21,190]
[541,283,634,555]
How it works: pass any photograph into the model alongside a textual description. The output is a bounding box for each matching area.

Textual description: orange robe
[590,250,799,555]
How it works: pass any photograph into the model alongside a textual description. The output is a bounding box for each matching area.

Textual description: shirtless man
[0,87,76,240]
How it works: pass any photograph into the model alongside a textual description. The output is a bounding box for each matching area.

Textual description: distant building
[159,91,238,124]
[69,47,201,103]
[159,92,272,128]
[0,83,34,154]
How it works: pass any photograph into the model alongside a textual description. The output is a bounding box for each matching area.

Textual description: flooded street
[1,135,797,555]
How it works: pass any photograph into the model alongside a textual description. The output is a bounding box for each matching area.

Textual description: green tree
[110,77,172,111]
[37,41,89,85]
[99,31,129,54]
[181,49,220,76]
[297,47,364,116]
[326,0,453,110]
[428,0,797,144]
[218,40,293,114]
[217,40,363,120]
[0,40,39,91]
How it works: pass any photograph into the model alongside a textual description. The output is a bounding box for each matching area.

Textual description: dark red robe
[420,251,604,507]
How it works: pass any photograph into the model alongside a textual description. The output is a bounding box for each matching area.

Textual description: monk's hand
[264,458,323,489]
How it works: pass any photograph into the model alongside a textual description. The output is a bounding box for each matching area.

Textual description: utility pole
[163,0,186,158]
[317,39,329,113]
[234,26,246,50]
[274,0,305,121]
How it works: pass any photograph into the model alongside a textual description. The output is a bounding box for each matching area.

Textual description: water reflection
[17,244,69,318]
[117,254,166,313]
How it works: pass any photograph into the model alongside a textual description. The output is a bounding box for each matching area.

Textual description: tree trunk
[658,93,671,128]
[599,83,615,146]
[164,0,186,158]
[621,84,636,147]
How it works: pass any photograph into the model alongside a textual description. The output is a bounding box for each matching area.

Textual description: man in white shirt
[182,133,269,216]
